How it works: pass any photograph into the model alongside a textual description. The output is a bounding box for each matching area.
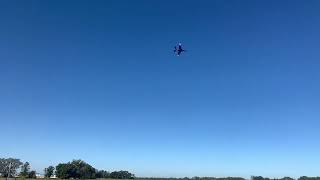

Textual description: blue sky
[1,0,320,178]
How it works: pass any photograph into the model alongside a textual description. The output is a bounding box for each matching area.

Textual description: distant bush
[138,177,245,180]
[28,170,36,179]
[96,170,110,178]
[298,177,320,180]
[251,176,297,180]
[110,170,135,179]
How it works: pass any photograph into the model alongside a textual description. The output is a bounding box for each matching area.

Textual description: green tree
[96,170,110,178]
[110,170,135,179]
[280,177,295,180]
[55,159,96,179]
[192,177,201,180]
[55,163,73,179]
[0,158,23,177]
[20,162,30,177]
[28,170,36,178]
[251,176,267,180]
[44,166,55,178]
[298,177,320,180]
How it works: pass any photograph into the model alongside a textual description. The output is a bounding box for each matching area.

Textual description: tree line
[2,158,320,180]
[250,176,320,180]
[54,159,134,179]
[138,177,320,180]
[0,158,134,179]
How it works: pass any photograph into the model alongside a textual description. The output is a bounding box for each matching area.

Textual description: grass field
[0,179,139,180]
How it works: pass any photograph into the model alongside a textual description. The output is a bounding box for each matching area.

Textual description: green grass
[1,179,139,180]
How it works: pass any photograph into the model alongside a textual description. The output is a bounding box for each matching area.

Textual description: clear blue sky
[1,0,320,178]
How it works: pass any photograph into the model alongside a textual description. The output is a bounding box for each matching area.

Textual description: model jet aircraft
[174,43,186,56]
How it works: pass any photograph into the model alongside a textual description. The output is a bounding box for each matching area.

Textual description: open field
[1,179,136,180]
[1,179,137,180]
